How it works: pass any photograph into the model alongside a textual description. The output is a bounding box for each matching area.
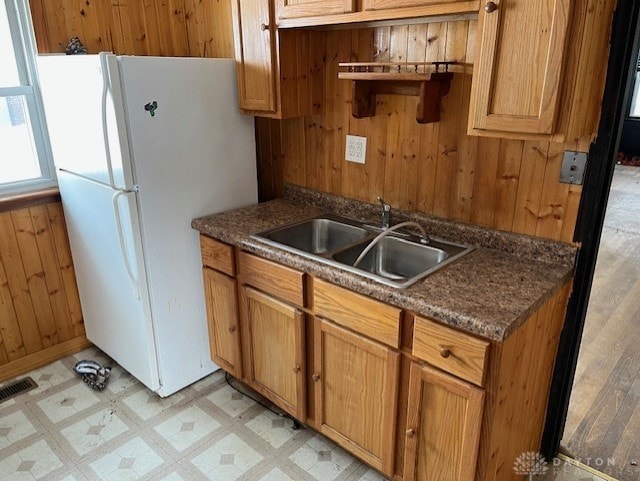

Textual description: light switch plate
[346,135,367,164]
[560,151,587,185]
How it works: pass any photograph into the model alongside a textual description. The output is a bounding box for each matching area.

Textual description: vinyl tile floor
[0,347,612,481]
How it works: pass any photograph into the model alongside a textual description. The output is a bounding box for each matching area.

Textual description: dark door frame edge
[541,0,640,459]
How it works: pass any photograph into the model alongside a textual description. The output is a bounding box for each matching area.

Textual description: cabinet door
[313,317,400,476]
[469,0,571,135]
[240,286,306,421]
[403,362,485,481]
[362,0,466,10]
[203,268,242,378]
[231,0,277,112]
[277,0,356,19]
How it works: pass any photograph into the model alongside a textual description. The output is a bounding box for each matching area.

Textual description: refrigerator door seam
[99,52,116,189]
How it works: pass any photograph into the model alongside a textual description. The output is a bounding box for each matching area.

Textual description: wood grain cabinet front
[313,317,400,477]
[403,362,485,481]
[362,0,468,10]
[469,0,572,137]
[202,267,243,378]
[230,0,320,118]
[277,0,356,19]
[240,286,307,421]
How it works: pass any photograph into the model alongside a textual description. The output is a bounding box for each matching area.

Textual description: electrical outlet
[345,135,367,164]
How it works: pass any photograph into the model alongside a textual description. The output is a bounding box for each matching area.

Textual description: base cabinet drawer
[403,362,485,481]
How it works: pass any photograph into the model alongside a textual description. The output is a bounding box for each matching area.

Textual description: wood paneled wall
[256,21,595,244]
[29,0,234,58]
[28,1,613,244]
[0,199,88,381]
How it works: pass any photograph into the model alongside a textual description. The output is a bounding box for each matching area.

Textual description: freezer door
[57,170,160,391]
[37,54,136,190]
[117,56,257,395]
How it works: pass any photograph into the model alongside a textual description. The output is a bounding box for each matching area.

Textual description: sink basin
[333,236,449,281]
[259,216,369,254]
[252,213,473,288]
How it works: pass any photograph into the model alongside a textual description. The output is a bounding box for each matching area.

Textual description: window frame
[0,0,55,197]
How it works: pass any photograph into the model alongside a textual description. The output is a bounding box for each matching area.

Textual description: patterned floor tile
[206,385,255,417]
[121,389,185,422]
[153,405,221,452]
[0,351,607,481]
[59,408,129,456]
[26,362,75,396]
[191,433,263,480]
[290,434,356,481]
[104,366,139,395]
[258,467,296,481]
[88,437,164,480]
[0,411,37,450]
[0,439,63,480]
[245,410,301,448]
[36,384,101,424]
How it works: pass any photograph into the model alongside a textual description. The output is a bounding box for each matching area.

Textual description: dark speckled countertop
[192,185,577,342]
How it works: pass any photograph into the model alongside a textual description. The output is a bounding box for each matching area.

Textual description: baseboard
[0,337,92,382]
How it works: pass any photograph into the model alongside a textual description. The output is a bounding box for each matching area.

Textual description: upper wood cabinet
[469,0,572,136]
[277,0,356,19]
[363,0,468,10]
[231,0,276,113]
[230,0,321,118]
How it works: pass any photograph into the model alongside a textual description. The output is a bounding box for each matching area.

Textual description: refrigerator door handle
[99,52,116,188]
[112,190,140,299]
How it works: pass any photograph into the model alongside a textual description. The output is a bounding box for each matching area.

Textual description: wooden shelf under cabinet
[338,62,466,124]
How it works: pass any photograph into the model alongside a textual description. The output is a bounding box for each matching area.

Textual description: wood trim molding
[0,188,61,213]
[0,336,91,382]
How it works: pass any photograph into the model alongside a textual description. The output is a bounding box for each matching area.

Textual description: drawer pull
[406,428,416,438]
[293,365,301,373]
[484,1,498,13]
[312,373,321,382]
[261,23,269,31]
[440,347,452,358]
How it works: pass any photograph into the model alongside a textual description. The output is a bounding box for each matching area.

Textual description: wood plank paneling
[30,0,234,58]
[0,201,86,382]
[253,21,594,243]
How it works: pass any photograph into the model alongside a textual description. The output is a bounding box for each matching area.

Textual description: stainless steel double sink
[251,213,473,288]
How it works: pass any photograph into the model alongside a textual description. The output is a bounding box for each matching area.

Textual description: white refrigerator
[38,53,257,397]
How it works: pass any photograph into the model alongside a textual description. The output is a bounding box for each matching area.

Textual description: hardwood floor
[562,165,640,481]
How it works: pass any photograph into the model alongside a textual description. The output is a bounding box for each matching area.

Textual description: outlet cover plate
[346,135,367,164]
[560,151,587,185]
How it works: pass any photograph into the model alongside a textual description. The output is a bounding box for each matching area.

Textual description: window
[0,0,54,196]
[630,50,640,118]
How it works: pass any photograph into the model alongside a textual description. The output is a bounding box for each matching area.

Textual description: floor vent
[0,377,37,404]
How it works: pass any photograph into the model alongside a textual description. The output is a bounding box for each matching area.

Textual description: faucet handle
[377,196,390,211]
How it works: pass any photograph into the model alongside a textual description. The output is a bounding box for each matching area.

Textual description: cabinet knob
[293,365,301,374]
[312,373,321,382]
[228,325,236,334]
[440,347,452,358]
[484,1,498,13]
[406,428,416,438]
[261,23,269,31]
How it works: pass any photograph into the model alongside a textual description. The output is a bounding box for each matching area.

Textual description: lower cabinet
[240,286,307,421]
[403,362,485,481]
[202,267,242,378]
[312,317,400,477]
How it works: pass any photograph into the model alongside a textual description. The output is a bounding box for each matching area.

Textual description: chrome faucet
[377,196,391,230]
[353,221,429,268]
